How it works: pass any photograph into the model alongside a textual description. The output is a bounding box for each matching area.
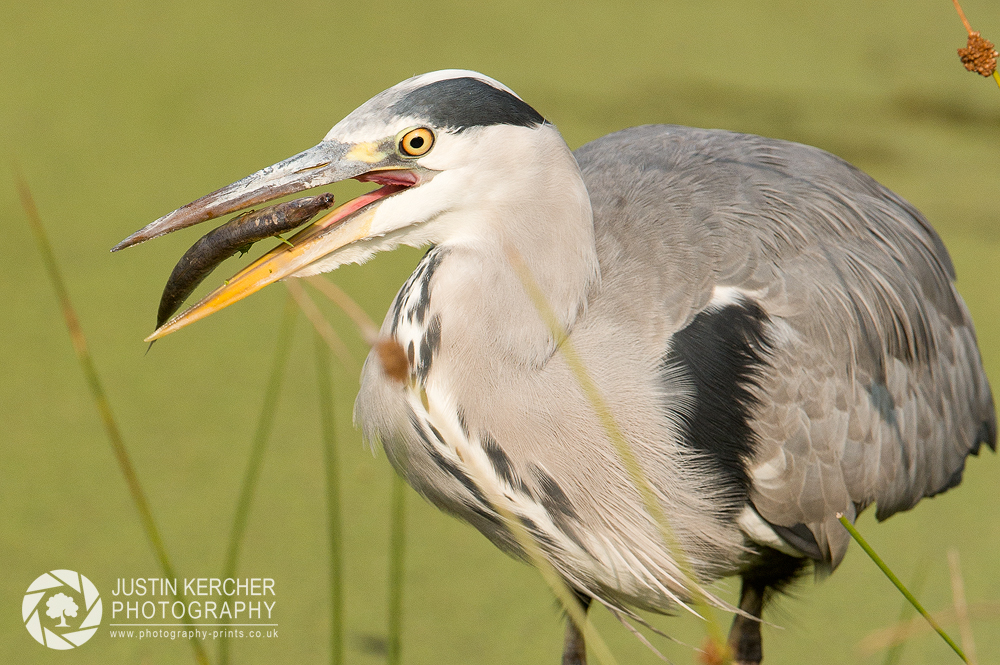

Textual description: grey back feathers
[131,68,996,663]
[356,121,994,614]
[577,125,995,565]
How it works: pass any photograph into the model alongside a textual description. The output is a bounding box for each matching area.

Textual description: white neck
[429,126,600,366]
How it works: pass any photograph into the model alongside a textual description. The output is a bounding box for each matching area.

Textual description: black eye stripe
[388,77,545,132]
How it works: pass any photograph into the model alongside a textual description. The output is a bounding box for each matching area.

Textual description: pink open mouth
[312,190,398,234]
[357,170,420,187]
[307,171,416,234]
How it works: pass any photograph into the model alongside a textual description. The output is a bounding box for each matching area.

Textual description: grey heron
[114,70,996,665]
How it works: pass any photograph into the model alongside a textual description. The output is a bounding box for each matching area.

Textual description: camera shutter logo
[23,570,102,649]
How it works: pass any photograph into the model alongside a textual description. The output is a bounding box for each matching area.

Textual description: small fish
[156,193,335,329]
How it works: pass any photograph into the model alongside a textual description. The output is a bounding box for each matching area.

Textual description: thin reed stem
[488,492,621,665]
[399,249,624,665]
[307,275,380,343]
[18,175,210,665]
[947,549,977,665]
[287,279,357,373]
[315,328,345,665]
[880,560,928,665]
[218,297,297,665]
[837,515,968,663]
[506,246,728,659]
[387,474,407,665]
[953,0,973,35]
[860,602,1000,653]
[423,414,621,665]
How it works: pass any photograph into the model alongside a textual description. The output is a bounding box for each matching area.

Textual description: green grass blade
[387,474,407,665]
[880,560,928,665]
[837,515,968,663]
[18,176,211,665]
[218,297,297,665]
[315,328,344,665]
[507,246,727,658]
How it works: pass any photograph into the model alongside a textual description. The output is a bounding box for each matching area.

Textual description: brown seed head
[959,32,998,77]
[375,337,409,384]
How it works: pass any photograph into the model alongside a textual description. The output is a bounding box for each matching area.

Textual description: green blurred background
[2,1,998,663]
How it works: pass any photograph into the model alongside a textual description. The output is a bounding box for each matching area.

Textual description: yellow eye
[399,127,434,157]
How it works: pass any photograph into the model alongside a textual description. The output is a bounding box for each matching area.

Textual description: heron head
[114,70,576,341]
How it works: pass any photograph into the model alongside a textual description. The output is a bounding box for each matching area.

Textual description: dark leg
[727,549,809,665]
[727,579,765,665]
[561,590,592,665]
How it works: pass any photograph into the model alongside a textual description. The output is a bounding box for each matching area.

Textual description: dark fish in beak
[156,193,335,329]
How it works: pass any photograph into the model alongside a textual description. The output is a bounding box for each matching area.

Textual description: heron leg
[727,549,808,665]
[727,578,765,665]
[561,590,592,665]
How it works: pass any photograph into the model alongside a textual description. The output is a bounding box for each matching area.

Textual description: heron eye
[399,128,434,157]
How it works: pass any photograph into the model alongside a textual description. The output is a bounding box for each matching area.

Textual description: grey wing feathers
[575,125,995,567]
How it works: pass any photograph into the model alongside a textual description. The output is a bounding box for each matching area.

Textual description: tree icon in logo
[23,570,102,649]
[46,592,79,628]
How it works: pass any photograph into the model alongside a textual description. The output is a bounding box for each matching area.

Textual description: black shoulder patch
[389,77,545,133]
[661,301,770,512]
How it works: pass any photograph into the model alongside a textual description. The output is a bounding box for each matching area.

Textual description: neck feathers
[434,126,599,366]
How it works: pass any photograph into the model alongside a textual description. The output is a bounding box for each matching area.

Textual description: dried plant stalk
[952,0,1000,87]
[958,32,998,77]
[19,175,210,665]
[947,549,978,665]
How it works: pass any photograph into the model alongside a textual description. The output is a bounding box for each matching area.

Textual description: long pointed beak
[113,140,375,251]
[144,183,405,341]
[113,137,417,341]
